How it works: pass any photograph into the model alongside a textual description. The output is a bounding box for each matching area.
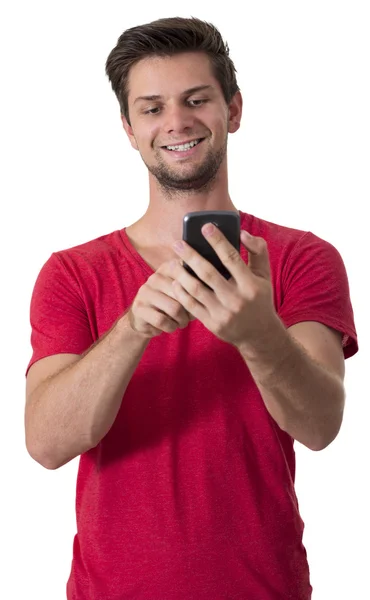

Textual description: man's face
[122,52,241,192]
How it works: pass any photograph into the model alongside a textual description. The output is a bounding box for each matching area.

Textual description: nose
[163,102,195,135]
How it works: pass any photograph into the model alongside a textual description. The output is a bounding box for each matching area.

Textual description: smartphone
[182,210,240,287]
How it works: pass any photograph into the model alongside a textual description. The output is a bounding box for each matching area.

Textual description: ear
[228,91,243,134]
[121,114,139,151]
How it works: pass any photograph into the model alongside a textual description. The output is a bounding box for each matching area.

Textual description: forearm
[238,317,345,451]
[27,313,150,469]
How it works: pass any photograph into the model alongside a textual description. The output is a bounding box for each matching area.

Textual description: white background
[1,1,369,598]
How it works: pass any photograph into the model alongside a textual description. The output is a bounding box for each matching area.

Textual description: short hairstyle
[105,16,240,125]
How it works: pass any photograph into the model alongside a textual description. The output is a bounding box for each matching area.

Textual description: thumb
[240,230,271,280]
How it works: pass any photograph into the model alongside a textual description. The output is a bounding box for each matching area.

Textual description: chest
[136,248,175,273]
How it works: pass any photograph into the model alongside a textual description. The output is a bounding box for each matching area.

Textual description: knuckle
[257,237,267,250]
[178,314,189,328]
[146,274,156,289]
[202,268,215,283]
[188,296,199,313]
[167,300,185,325]
[153,311,167,328]
[173,304,185,321]
[223,248,240,264]
[182,293,198,313]
[133,295,144,309]
[245,285,259,301]
[190,278,203,297]
[213,312,229,335]
[230,297,244,313]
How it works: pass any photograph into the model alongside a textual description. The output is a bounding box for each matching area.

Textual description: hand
[170,224,278,352]
[128,259,196,339]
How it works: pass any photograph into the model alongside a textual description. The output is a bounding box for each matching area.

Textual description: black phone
[182,210,240,287]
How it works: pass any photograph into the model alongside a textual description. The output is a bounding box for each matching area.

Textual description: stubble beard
[143,137,228,197]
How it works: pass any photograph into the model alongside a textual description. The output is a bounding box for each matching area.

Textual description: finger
[172,279,209,322]
[157,258,183,278]
[169,258,219,313]
[157,259,200,305]
[143,284,190,327]
[147,270,180,302]
[149,267,196,323]
[144,306,179,333]
[240,231,271,280]
[200,223,248,283]
[172,238,230,296]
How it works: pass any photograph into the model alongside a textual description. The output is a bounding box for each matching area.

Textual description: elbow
[27,448,71,470]
[38,458,62,470]
[26,445,61,470]
[25,436,67,470]
[308,419,344,452]
[24,413,62,469]
[25,428,91,470]
[309,432,339,452]
[306,388,345,452]
[309,439,333,452]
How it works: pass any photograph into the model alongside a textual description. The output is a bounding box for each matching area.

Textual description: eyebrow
[133,85,214,105]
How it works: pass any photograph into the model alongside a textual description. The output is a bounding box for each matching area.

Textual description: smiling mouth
[161,138,205,152]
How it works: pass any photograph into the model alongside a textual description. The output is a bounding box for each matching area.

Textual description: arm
[25,254,194,471]
[238,318,346,451]
[26,313,150,470]
[170,223,356,452]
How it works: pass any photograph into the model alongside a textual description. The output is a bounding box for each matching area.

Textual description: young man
[25,17,358,600]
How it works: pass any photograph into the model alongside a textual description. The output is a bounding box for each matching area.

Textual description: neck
[127,163,239,249]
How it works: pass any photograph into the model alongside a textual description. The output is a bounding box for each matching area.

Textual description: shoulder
[44,228,128,284]
[240,210,308,251]
[31,228,127,299]
[240,210,341,265]
[53,228,124,263]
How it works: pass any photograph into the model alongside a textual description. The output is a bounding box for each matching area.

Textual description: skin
[122,51,242,253]
[24,52,346,470]
[121,51,345,451]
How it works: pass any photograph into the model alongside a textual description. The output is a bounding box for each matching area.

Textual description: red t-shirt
[26,210,358,600]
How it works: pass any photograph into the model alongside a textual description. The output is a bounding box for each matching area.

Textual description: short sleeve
[278,232,358,359]
[25,252,94,376]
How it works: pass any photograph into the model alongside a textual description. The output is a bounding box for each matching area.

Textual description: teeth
[166,139,201,151]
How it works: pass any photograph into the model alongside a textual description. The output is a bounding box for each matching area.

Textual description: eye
[144,107,161,115]
[188,99,208,107]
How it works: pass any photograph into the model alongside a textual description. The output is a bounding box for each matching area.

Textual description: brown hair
[105,16,240,125]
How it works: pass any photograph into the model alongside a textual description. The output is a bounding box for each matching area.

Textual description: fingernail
[203,223,214,236]
[173,241,184,252]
